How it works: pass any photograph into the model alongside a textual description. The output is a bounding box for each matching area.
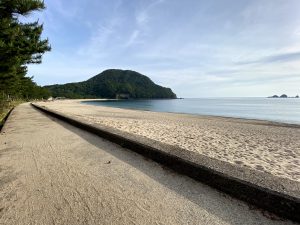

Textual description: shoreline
[79,98,300,128]
[37,99,300,182]
[1,103,297,224]
[32,102,300,222]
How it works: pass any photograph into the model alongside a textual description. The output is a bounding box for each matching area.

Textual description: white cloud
[27,0,300,97]
[125,30,141,47]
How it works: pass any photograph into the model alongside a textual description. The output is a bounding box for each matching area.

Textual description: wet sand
[1,103,295,224]
[36,100,300,182]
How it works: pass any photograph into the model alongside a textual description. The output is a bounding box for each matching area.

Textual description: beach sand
[1,103,294,224]
[37,100,300,182]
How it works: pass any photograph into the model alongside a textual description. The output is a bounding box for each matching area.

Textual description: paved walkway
[0,103,294,225]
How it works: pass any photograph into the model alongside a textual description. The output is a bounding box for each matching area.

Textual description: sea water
[82,98,300,125]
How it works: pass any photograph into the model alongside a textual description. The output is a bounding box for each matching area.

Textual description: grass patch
[0,99,24,128]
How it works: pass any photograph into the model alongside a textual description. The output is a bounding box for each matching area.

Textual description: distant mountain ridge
[44,69,177,99]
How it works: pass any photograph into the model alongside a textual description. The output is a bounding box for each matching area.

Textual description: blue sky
[26,0,300,97]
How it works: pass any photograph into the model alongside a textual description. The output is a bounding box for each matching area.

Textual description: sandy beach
[1,103,295,224]
[36,100,300,182]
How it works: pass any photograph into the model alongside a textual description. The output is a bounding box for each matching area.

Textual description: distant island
[45,69,177,99]
[268,94,299,98]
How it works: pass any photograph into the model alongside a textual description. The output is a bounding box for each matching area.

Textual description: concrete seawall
[31,103,300,222]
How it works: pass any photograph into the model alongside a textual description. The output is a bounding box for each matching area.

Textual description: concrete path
[0,103,294,225]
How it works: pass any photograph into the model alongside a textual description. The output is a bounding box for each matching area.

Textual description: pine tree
[0,0,51,99]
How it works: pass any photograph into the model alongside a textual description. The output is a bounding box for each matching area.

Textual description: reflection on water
[82,98,300,124]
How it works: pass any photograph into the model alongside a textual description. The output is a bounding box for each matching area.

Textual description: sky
[24,0,300,97]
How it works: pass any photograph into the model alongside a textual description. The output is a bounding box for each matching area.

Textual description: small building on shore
[116,94,130,99]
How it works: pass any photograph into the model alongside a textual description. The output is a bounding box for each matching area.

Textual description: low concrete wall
[31,103,300,222]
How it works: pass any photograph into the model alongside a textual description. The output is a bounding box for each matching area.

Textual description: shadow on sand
[36,110,291,225]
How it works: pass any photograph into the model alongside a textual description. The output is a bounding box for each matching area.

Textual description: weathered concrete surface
[0,103,296,225]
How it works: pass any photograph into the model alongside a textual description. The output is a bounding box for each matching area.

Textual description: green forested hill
[45,69,177,99]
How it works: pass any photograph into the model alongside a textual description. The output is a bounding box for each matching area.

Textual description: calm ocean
[82,98,300,125]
